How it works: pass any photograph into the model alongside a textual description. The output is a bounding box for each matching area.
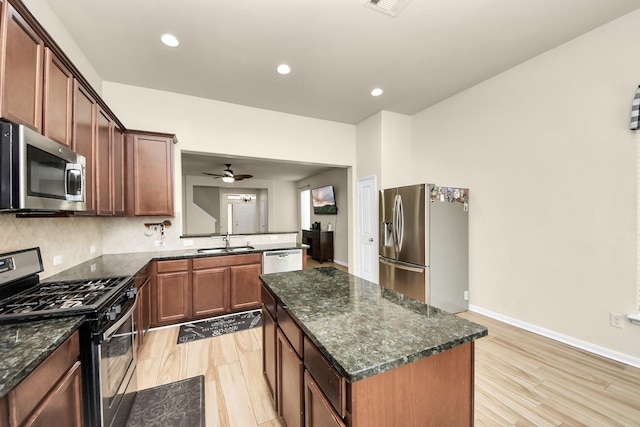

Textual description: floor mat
[125,376,204,427]
[177,309,262,344]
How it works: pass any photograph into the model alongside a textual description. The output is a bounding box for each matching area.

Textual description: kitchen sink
[197,246,255,254]
[227,246,255,252]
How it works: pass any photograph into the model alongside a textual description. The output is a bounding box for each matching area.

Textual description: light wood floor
[459,311,640,426]
[137,264,640,426]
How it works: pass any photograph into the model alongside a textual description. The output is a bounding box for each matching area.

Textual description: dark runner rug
[177,309,262,344]
[125,376,204,427]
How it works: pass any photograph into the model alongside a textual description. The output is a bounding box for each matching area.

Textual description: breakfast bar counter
[260,267,487,427]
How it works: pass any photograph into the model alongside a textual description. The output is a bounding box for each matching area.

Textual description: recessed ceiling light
[161,34,179,47]
[277,64,291,75]
[371,88,384,97]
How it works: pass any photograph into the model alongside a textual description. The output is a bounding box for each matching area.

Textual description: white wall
[298,168,350,266]
[356,112,383,180]
[380,111,413,189]
[411,11,640,360]
[101,83,356,238]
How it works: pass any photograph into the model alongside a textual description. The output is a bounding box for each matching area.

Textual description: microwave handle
[65,163,83,200]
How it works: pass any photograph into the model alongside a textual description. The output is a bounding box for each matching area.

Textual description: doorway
[232,203,255,233]
[357,175,378,283]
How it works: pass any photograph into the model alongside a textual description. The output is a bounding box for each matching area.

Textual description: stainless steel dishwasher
[262,249,303,273]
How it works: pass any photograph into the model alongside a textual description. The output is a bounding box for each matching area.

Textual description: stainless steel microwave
[0,121,86,212]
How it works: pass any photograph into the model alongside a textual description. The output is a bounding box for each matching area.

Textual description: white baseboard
[333,259,347,268]
[469,305,640,369]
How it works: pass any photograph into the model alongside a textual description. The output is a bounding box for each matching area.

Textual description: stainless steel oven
[94,293,138,427]
[0,247,138,427]
[0,121,86,212]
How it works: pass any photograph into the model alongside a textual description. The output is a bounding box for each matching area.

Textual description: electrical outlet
[610,312,625,329]
[183,240,193,246]
[53,255,62,266]
[90,263,97,272]
[463,290,469,301]
[90,246,96,254]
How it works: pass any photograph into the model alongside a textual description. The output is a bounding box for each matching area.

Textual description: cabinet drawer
[278,304,303,357]
[304,370,346,427]
[261,284,276,319]
[9,331,80,426]
[156,259,189,273]
[304,336,346,418]
[193,253,261,269]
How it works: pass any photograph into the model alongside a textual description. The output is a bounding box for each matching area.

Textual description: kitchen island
[260,267,488,427]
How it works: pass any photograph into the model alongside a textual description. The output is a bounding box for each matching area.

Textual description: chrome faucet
[223,232,231,249]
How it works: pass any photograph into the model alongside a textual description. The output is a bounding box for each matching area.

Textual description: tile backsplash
[0,214,103,279]
[1,212,298,280]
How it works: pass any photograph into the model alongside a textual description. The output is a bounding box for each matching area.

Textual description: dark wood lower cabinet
[304,371,345,427]
[23,361,82,427]
[262,281,476,427]
[152,254,263,327]
[155,270,190,325]
[192,266,228,317]
[230,263,262,311]
[3,331,82,427]
[262,306,277,405]
[277,328,304,427]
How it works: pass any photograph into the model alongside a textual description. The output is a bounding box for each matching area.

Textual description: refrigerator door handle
[379,257,424,273]
[392,195,398,253]
[395,194,404,253]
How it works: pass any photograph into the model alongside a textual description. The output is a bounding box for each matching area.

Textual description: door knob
[369,238,374,242]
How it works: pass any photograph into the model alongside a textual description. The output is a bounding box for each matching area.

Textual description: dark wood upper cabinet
[0,1,43,131]
[112,125,125,216]
[95,106,112,216]
[43,48,72,147]
[125,131,176,216]
[0,0,178,219]
[72,81,96,214]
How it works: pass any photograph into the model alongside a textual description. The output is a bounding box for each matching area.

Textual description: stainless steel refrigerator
[379,184,469,313]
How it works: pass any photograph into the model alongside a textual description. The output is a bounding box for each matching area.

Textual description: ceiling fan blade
[233,174,253,181]
[202,172,224,177]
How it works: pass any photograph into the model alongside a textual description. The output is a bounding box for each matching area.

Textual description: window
[300,188,310,230]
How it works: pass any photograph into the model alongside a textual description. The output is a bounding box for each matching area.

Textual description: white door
[233,203,255,233]
[357,176,378,283]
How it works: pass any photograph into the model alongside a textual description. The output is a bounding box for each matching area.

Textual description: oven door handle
[97,293,138,342]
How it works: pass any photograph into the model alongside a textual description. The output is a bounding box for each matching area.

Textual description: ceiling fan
[202,163,253,183]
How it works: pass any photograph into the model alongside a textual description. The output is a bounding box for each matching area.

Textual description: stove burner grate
[0,276,129,317]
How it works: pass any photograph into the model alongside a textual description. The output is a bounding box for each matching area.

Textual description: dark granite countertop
[0,316,85,398]
[43,243,308,283]
[181,230,299,238]
[0,242,306,398]
[260,267,488,382]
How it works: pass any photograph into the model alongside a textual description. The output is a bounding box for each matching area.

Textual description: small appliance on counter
[379,184,469,313]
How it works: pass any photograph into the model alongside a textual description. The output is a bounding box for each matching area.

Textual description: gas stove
[0,276,130,321]
[0,247,139,427]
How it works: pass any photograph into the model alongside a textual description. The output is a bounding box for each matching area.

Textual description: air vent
[364,0,411,17]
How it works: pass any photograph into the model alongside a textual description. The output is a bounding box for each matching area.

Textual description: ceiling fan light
[222,176,234,183]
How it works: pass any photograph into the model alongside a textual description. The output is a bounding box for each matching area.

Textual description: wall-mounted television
[312,185,338,215]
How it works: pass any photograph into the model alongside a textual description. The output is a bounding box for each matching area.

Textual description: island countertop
[260,267,488,382]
